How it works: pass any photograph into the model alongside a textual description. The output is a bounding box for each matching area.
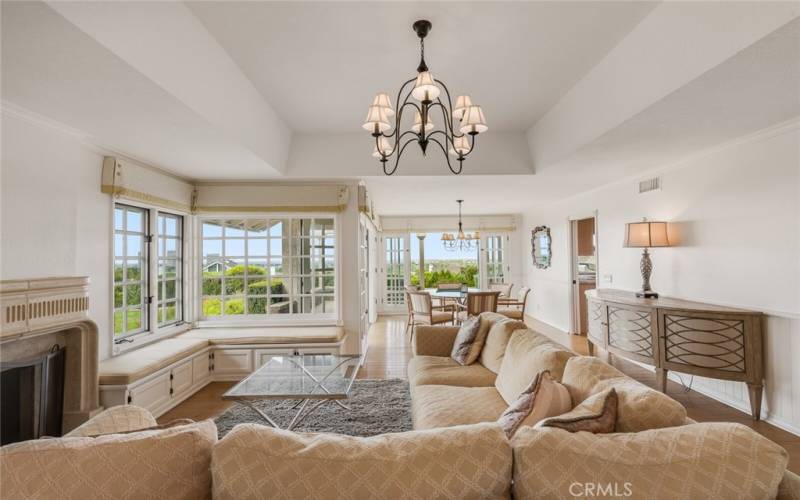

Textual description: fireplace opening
[1,345,65,445]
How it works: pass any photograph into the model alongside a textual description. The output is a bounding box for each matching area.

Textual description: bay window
[157,212,183,327]
[201,217,336,320]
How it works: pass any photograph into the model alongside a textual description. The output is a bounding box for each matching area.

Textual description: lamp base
[636,291,659,299]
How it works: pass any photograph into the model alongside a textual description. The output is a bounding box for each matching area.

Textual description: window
[384,236,405,305]
[157,213,183,327]
[113,204,148,338]
[485,235,506,285]
[201,217,336,319]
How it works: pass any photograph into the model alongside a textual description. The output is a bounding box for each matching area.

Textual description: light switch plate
[602,274,613,283]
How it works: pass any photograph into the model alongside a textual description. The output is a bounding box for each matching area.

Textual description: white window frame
[111,200,191,354]
[156,211,184,328]
[196,213,341,326]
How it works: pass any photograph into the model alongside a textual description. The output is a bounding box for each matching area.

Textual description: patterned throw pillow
[450,316,483,365]
[538,388,618,434]
[497,371,572,438]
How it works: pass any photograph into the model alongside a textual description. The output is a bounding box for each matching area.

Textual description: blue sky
[410,232,479,261]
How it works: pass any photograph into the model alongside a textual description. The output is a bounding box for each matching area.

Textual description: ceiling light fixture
[363,20,488,175]
[442,200,480,251]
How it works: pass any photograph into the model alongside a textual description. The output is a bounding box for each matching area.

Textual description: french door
[481,233,509,287]
[381,233,410,313]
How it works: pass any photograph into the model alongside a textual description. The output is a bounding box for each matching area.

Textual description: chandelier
[442,200,480,251]
[363,20,488,176]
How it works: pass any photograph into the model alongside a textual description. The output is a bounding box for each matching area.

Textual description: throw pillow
[498,370,572,438]
[450,316,483,365]
[539,388,618,433]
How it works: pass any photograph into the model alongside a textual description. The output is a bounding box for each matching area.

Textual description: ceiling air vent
[638,177,661,194]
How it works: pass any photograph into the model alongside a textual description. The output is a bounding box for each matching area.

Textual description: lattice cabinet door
[586,298,607,349]
[605,302,659,364]
[657,309,761,384]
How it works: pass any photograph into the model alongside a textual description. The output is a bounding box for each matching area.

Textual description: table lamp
[623,219,670,298]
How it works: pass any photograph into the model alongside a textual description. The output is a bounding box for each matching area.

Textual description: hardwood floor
[160,315,799,473]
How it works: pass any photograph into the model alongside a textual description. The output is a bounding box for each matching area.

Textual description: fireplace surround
[0,277,102,433]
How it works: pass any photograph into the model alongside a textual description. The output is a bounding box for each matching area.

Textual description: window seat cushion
[99,338,210,385]
[177,326,345,345]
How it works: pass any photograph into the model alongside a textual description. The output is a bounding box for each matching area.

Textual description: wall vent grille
[638,177,661,194]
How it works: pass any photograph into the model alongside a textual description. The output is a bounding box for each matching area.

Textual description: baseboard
[524,314,570,338]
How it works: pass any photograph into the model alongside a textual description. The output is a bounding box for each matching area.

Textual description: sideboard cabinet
[585,289,764,420]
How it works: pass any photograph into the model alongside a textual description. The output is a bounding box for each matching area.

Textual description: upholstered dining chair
[456,291,501,323]
[498,287,531,320]
[490,283,513,299]
[407,290,455,341]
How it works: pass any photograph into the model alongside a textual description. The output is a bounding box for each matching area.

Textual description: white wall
[521,121,800,434]
[1,109,113,358]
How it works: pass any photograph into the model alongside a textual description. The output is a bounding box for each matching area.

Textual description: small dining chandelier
[363,20,488,176]
[442,200,480,251]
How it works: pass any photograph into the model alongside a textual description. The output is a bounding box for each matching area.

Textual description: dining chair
[456,291,501,323]
[498,287,531,320]
[490,283,513,299]
[407,290,455,341]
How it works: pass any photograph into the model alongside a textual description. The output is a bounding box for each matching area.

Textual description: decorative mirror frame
[531,226,552,269]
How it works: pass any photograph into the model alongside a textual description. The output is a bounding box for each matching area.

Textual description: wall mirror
[531,226,552,269]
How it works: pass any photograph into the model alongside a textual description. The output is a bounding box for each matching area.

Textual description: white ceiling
[1,1,798,215]
[187,1,657,133]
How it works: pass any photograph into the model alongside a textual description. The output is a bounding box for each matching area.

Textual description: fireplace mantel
[1,277,102,432]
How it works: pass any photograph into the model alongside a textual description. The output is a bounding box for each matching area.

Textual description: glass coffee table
[222,354,362,430]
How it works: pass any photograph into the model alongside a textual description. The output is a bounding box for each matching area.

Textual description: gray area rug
[214,379,412,438]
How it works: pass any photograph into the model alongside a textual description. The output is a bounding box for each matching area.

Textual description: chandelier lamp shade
[442,200,480,252]
[363,20,488,175]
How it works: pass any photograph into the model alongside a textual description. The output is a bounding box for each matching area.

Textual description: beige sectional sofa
[2,312,799,499]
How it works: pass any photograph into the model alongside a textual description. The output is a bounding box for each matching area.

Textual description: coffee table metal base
[237,398,351,431]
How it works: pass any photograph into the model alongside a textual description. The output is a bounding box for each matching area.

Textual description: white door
[482,234,509,287]
[381,233,410,313]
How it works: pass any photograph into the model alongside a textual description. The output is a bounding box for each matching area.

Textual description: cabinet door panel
[214,349,253,374]
[129,372,171,412]
[171,359,193,396]
[255,348,294,369]
[606,303,656,363]
[587,299,606,347]
[192,352,211,384]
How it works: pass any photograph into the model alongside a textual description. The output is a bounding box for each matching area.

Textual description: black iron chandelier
[363,20,488,175]
[442,200,480,251]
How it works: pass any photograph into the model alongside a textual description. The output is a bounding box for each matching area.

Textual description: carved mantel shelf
[585,288,764,420]
[1,277,102,432]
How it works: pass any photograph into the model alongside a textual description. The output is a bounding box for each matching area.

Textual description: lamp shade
[411,71,440,101]
[371,93,395,117]
[372,136,394,158]
[452,95,473,120]
[411,111,434,133]
[623,221,670,248]
[459,105,488,135]
[362,105,391,134]
[449,135,471,156]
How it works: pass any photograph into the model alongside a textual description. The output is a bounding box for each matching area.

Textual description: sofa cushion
[64,405,156,437]
[494,329,575,404]
[497,371,572,438]
[562,356,686,432]
[560,355,627,404]
[178,326,344,344]
[511,423,789,500]
[593,376,687,432]
[212,422,512,500]
[479,314,527,374]
[99,338,209,385]
[1,420,217,500]
[409,356,497,388]
[412,385,509,430]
